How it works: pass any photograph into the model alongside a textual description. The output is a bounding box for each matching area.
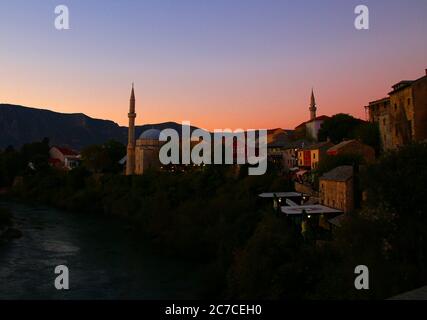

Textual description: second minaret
[126,84,136,175]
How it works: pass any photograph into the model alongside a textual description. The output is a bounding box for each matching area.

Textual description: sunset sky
[0,0,426,130]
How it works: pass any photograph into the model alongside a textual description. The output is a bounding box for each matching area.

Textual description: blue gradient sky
[0,0,426,129]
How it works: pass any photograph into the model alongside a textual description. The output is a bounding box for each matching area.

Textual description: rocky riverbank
[0,207,23,243]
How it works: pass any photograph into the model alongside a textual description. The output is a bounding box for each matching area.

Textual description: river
[0,202,206,299]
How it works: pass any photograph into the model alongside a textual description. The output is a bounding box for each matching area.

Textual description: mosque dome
[139,128,161,140]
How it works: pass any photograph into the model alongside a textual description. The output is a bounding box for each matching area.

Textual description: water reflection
[0,202,204,299]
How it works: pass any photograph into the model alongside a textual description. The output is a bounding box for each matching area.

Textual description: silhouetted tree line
[2,136,427,299]
[0,138,50,187]
[318,113,381,155]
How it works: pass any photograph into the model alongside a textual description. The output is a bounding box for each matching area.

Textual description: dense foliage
[10,165,288,297]
[1,138,427,299]
[0,138,50,187]
[228,141,427,299]
[318,114,380,154]
[81,140,125,173]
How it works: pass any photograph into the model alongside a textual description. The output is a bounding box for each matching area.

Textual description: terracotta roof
[320,165,353,182]
[327,140,359,152]
[53,146,79,156]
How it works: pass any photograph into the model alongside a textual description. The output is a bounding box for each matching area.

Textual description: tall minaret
[309,88,317,120]
[126,84,136,175]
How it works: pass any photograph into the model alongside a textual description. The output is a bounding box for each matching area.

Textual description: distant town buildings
[319,166,354,214]
[124,87,335,175]
[366,69,427,151]
[265,128,308,171]
[49,146,80,170]
[298,141,333,170]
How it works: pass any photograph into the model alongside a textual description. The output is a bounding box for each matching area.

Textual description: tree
[0,138,50,186]
[227,212,307,299]
[21,138,50,161]
[103,140,126,172]
[361,142,427,292]
[363,142,427,219]
[81,140,125,173]
[354,122,381,155]
[318,114,364,143]
[81,145,109,173]
[0,149,25,186]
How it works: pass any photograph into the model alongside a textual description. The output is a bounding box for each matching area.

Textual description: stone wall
[413,76,427,141]
[319,178,354,213]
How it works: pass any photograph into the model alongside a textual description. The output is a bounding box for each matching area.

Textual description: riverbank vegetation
[9,163,290,297]
[1,139,427,299]
[317,113,381,155]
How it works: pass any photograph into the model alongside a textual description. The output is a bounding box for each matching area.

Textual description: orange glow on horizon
[1,0,426,132]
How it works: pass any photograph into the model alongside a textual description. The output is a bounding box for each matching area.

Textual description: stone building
[265,128,291,168]
[366,97,392,150]
[327,139,375,163]
[135,129,163,174]
[319,166,354,214]
[265,128,308,171]
[298,141,334,170]
[366,69,427,151]
[282,142,305,170]
[49,146,80,170]
[389,80,416,148]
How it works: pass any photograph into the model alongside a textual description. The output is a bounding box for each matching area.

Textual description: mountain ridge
[0,104,197,150]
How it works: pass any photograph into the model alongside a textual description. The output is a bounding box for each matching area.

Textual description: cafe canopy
[258,192,304,198]
[281,204,342,215]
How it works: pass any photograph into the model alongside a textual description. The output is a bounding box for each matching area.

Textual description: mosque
[294,89,329,141]
[126,85,163,175]
[124,85,324,175]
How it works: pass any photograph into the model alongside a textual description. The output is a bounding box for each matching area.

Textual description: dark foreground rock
[0,227,23,242]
